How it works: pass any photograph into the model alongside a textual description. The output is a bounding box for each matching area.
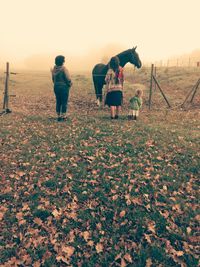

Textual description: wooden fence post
[149,64,154,110]
[181,78,200,107]
[190,79,200,103]
[152,75,171,108]
[154,66,157,91]
[3,62,10,111]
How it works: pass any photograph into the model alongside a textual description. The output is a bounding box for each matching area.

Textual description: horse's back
[92,63,107,75]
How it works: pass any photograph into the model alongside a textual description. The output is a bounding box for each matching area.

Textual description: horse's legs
[94,82,103,105]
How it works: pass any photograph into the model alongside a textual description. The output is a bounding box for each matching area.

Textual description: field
[0,67,200,266]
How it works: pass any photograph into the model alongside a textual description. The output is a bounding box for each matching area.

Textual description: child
[128,89,143,120]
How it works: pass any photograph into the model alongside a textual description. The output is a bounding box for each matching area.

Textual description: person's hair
[55,55,65,66]
[109,56,120,84]
[135,89,143,97]
[109,56,120,71]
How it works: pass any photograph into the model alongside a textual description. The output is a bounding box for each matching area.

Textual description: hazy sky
[0,0,200,68]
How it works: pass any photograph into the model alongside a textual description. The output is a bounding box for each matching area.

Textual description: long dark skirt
[105,91,123,107]
[54,84,70,114]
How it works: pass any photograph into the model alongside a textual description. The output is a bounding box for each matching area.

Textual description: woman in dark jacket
[51,55,72,121]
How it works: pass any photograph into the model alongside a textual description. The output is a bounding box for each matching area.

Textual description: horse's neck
[118,51,130,67]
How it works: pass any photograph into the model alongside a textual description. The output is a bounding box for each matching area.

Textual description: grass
[0,67,199,266]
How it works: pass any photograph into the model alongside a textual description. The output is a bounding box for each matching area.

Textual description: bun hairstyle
[135,89,143,97]
[55,55,65,66]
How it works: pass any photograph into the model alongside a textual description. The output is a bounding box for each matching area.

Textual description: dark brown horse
[92,47,142,105]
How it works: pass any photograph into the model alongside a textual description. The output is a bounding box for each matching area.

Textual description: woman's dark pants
[54,84,70,115]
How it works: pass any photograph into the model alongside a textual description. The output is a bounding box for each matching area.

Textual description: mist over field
[1,45,200,72]
[23,44,124,71]
[0,43,125,72]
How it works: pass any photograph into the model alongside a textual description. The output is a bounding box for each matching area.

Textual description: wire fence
[143,57,200,68]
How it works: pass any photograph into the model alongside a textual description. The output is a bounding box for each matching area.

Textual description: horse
[92,47,142,106]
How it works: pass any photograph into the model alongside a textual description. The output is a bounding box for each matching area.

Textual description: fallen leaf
[95,243,103,253]
[146,258,152,267]
[82,231,90,242]
[124,253,132,263]
[119,210,126,218]
[121,258,127,267]
[61,245,75,257]
[148,221,156,233]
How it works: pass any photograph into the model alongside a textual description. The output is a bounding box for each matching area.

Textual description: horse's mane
[116,49,131,57]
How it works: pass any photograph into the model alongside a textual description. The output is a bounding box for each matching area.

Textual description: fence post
[149,64,154,110]
[3,62,10,111]
[152,75,171,108]
[154,66,157,91]
[181,78,200,107]
[190,79,200,103]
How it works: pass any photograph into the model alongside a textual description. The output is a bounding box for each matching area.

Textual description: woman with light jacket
[105,56,124,119]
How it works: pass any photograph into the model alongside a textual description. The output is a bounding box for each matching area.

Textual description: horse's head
[128,46,142,68]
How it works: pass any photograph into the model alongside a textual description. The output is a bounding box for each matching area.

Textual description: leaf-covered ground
[0,69,200,266]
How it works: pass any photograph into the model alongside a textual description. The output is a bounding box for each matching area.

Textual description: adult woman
[105,56,124,119]
[51,55,72,121]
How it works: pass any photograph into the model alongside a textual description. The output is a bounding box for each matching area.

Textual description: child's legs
[128,109,133,116]
[132,110,139,117]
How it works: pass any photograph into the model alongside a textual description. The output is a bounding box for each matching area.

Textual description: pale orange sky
[0,0,200,69]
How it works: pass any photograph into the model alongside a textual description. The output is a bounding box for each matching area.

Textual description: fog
[4,45,200,73]
[22,43,126,72]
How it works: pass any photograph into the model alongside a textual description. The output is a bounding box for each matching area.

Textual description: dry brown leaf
[175,251,184,256]
[33,217,43,226]
[52,209,62,219]
[194,214,200,221]
[115,253,122,260]
[121,258,127,267]
[146,258,152,267]
[62,245,75,257]
[33,261,41,267]
[124,253,132,263]
[16,212,23,220]
[112,194,118,201]
[95,242,103,253]
[119,210,126,218]
[56,255,69,264]
[82,231,90,242]
[144,234,152,243]
[131,197,142,205]
[87,240,94,247]
[0,206,8,221]
[148,221,156,234]
[18,171,25,177]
